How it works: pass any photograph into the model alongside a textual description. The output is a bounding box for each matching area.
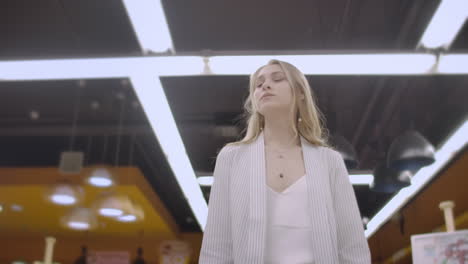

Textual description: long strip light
[0,57,203,81]
[198,174,374,187]
[0,53,445,81]
[418,0,468,49]
[350,174,374,186]
[5,54,468,81]
[437,54,468,74]
[122,0,174,53]
[365,120,468,238]
[208,54,437,75]
[130,73,208,229]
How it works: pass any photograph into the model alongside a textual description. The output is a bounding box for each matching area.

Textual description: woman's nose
[261,82,271,90]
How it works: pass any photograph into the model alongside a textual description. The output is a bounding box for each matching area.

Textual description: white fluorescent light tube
[130,74,208,230]
[198,174,374,186]
[209,54,436,75]
[122,0,174,53]
[0,57,137,80]
[0,57,204,81]
[365,120,468,238]
[418,0,468,49]
[437,54,468,74]
[197,176,214,187]
[349,174,374,185]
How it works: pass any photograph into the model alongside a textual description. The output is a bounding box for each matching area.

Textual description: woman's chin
[259,105,288,116]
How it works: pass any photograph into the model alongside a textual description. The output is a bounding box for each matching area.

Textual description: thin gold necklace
[266,136,298,158]
[266,136,299,178]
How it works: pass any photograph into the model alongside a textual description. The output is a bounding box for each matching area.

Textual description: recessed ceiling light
[117,214,137,222]
[29,110,40,120]
[10,204,23,212]
[90,101,100,110]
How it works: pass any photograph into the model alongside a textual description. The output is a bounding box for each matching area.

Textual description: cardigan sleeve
[199,146,234,264]
[330,150,372,263]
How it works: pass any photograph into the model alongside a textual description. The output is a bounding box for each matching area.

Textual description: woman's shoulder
[217,143,243,159]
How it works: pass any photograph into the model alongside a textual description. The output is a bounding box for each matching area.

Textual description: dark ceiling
[0,0,467,233]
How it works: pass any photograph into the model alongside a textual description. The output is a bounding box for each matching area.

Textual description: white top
[265,175,315,264]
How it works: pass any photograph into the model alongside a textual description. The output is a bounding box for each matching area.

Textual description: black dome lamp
[330,134,359,170]
[370,162,412,193]
[387,129,435,172]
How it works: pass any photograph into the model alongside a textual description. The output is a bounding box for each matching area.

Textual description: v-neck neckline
[267,175,306,195]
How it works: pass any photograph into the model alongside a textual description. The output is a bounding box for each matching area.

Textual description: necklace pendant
[279,173,284,178]
[278,154,284,159]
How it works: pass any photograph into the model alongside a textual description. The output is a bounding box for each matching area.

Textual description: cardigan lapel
[301,136,337,262]
[247,132,267,263]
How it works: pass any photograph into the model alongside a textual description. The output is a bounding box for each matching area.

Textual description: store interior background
[0,0,467,263]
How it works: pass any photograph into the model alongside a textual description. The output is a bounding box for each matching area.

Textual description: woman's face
[253,64,294,116]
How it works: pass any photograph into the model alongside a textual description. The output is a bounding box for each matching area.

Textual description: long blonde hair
[227,59,329,147]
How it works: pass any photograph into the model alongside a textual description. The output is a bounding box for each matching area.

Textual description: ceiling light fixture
[122,0,174,54]
[130,74,208,229]
[208,54,437,75]
[117,201,144,223]
[95,193,135,218]
[0,53,448,81]
[62,207,97,231]
[197,176,214,187]
[365,120,468,238]
[118,214,137,222]
[88,167,114,187]
[197,174,374,187]
[350,174,375,186]
[437,54,468,74]
[47,183,81,206]
[418,0,468,49]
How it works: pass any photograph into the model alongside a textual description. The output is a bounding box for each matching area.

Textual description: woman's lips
[261,94,274,100]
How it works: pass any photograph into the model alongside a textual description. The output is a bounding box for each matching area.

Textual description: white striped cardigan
[199,132,371,263]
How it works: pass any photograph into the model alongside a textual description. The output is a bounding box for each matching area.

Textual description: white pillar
[439,201,455,232]
[43,236,56,264]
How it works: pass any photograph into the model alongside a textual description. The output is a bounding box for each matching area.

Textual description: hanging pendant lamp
[117,201,145,223]
[370,162,412,193]
[88,167,114,188]
[330,134,359,170]
[387,129,435,171]
[46,181,83,206]
[61,207,97,231]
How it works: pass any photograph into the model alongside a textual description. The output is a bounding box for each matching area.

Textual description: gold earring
[298,117,302,123]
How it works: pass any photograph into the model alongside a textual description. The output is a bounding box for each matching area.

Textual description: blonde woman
[199,60,371,263]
